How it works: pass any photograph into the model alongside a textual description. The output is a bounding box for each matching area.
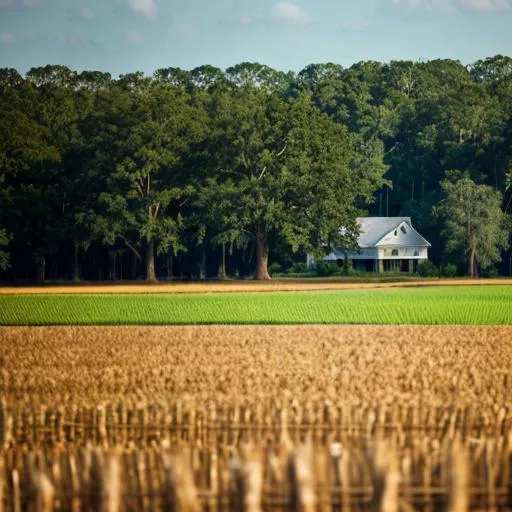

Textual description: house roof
[357,217,431,248]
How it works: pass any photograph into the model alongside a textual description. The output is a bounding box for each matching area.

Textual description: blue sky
[0,0,511,77]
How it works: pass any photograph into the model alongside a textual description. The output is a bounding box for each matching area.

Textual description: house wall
[323,246,428,261]
[324,248,378,260]
[377,247,429,260]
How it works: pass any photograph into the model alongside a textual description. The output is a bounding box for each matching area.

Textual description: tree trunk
[108,251,116,281]
[36,255,45,282]
[131,252,137,280]
[118,250,124,280]
[167,253,173,281]
[72,244,80,281]
[200,249,206,280]
[469,245,476,278]
[218,243,227,280]
[255,227,271,280]
[146,239,157,282]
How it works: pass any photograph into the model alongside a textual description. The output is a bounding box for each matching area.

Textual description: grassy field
[1,284,511,325]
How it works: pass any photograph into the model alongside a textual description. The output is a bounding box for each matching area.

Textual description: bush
[288,262,308,274]
[268,262,283,276]
[340,259,355,276]
[442,263,458,278]
[417,260,439,277]
[486,267,499,278]
[315,261,340,277]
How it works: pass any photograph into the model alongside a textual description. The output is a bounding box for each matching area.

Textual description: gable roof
[357,217,431,248]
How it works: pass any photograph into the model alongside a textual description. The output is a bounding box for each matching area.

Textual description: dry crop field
[1,277,511,294]
[2,325,512,510]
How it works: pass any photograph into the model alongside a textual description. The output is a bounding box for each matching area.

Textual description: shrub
[268,262,283,276]
[486,267,499,278]
[288,262,308,274]
[417,260,439,277]
[442,263,458,278]
[315,261,340,277]
[340,259,355,276]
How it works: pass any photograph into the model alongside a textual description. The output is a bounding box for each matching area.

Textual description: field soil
[1,277,510,294]
[2,325,511,406]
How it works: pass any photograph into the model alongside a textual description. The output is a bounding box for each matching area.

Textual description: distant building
[308,217,431,273]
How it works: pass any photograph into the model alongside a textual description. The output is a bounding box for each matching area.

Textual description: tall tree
[437,173,509,277]
[0,68,63,280]
[203,86,386,279]
[89,77,205,281]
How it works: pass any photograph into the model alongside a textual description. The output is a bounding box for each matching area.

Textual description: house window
[401,225,407,234]
[392,249,399,256]
[414,250,419,257]
[394,230,397,236]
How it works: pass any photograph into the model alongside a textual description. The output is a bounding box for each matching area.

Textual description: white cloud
[125,29,143,45]
[126,0,157,19]
[459,0,510,9]
[1,31,16,44]
[23,0,40,7]
[271,1,309,24]
[390,0,510,10]
[80,7,95,19]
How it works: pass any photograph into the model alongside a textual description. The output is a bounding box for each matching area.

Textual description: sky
[0,0,511,77]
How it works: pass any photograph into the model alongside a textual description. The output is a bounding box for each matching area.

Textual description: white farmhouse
[308,217,431,273]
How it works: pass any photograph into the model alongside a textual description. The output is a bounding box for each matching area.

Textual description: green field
[0,285,511,325]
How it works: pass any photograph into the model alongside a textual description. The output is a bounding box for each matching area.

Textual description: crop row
[2,325,511,406]
[2,324,512,510]
[1,409,511,511]
[1,286,511,325]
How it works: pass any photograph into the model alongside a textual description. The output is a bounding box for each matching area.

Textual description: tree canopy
[437,174,510,277]
[0,57,511,281]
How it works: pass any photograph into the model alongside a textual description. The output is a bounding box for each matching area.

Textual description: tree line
[0,58,511,281]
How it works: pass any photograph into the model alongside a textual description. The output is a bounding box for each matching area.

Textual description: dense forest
[0,56,511,282]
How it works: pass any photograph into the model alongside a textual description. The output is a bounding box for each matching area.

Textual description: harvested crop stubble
[2,325,512,406]
[2,325,512,510]
[1,438,511,511]
[1,278,511,294]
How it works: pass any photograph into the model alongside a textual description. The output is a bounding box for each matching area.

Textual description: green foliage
[486,267,499,278]
[442,263,458,278]
[201,85,386,278]
[86,80,206,279]
[268,262,283,276]
[288,262,308,274]
[1,286,511,325]
[2,57,512,282]
[315,261,340,277]
[437,174,509,276]
[0,229,10,271]
[417,260,439,277]
[341,265,356,276]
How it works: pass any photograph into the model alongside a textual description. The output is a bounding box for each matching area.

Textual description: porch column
[408,259,414,273]
[377,259,384,273]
